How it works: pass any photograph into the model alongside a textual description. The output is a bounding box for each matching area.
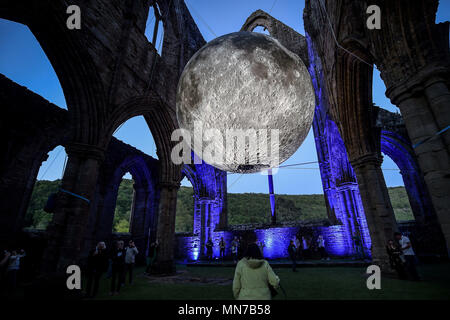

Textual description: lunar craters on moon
[176,31,315,173]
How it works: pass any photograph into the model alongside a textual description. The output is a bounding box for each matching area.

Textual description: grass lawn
[91,262,450,300]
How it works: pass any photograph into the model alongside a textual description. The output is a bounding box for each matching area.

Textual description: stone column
[41,143,104,273]
[192,196,202,260]
[396,94,450,256]
[424,81,450,153]
[216,171,228,229]
[129,184,150,260]
[151,181,179,274]
[0,149,46,246]
[350,154,398,271]
[96,184,118,242]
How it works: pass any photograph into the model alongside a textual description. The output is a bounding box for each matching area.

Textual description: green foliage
[113,179,134,232]
[175,186,194,233]
[388,186,415,221]
[24,179,61,229]
[26,179,414,231]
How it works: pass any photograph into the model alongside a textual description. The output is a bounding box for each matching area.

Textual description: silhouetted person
[125,240,139,285]
[219,237,226,260]
[288,240,297,272]
[5,248,25,293]
[231,237,239,263]
[232,243,280,300]
[238,236,244,259]
[395,232,420,281]
[205,239,214,261]
[317,235,330,260]
[302,236,310,259]
[386,239,407,280]
[145,240,158,274]
[294,236,301,259]
[352,233,364,260]
[85,241,108,298]
[110,240,126,295]
[258,241,265,258]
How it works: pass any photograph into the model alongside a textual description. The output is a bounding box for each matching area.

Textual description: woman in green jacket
[232,243,280,300]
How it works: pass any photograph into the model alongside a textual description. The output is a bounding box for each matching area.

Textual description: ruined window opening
[113,173,134,233]
[24,145,68,230]
[372,68,399,114]
[176,176,194,233]
[252,25,270,35]
[144,2,164,55]
[113,116,158,159]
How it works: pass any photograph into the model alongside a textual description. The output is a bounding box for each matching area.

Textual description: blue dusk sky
[0,1,448,195]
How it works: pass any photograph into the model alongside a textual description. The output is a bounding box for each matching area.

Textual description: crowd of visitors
[204,233,333,265]
[0,229,422,300]
[84,238,157,298]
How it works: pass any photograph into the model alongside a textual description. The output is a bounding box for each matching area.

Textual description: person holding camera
[5,248,26,293]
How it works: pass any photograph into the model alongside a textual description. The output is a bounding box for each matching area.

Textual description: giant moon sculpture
[176,32,315,173]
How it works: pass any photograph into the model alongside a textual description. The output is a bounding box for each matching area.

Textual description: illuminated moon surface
[176,32,315,173]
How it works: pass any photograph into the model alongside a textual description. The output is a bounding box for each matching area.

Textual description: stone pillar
[192,196,202,260]
[424,81,450,153]
[88,184,118,249]
[151,181,179,274]
[129,184,150,260]
[335,182,372,257]
[217,171,228,229]
[41,143,104,273]
[350,154,398,271]
[0,149,46,246]
[143,188,159,257]
[396,94,450,256]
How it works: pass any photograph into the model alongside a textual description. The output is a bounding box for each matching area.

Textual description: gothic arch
[87,147,159,258]
[241,10,274,35]
[102,93,181,184]
[0,1,107,145]
[380,130,436,223]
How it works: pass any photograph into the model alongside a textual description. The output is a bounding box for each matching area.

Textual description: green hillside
[25,180,414,232]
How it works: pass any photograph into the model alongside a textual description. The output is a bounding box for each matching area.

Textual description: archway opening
[113,173,134,233]
[252,25,270,35]
[104,115,159,256]
[25,145,68,230]
[176,176,194,233]
[113,116,158,159]
[381,154,414,222]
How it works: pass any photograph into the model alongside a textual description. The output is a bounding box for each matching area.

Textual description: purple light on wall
[268,170,276,224]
